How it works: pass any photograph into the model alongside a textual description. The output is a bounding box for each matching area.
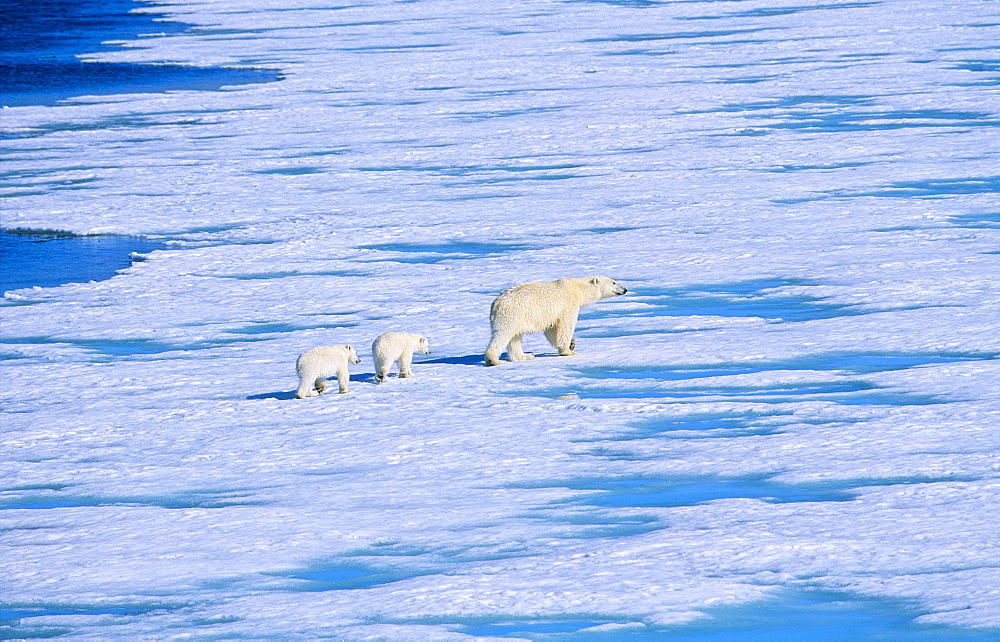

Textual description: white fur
[485,276,627,366]
[372,332,431,383]
[295,345,361,398]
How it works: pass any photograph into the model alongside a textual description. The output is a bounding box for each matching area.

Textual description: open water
[0,0,278,107]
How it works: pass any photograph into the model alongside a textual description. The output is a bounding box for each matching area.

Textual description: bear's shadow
[421,352,567,366]
[247,390,298,400]
[418,354,483,366]
[247,353,551,399]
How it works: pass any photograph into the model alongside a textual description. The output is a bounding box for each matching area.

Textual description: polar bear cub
[295,345,361,398]
[485,276,627,366]
[372,332,431,383]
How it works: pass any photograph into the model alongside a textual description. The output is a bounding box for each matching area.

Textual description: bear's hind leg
[507,334,533,361]
[314,377,327,395]
[295,379,315,399]
[374,354,389,383]
[485,330,512,366]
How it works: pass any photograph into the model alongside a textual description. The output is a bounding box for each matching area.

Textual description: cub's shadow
[246,356,487,400]
[247,372,384,400]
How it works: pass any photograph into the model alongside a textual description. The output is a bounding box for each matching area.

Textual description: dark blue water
[0,0,279,107]
[0,230,165,293]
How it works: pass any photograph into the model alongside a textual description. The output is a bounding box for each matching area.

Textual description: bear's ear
[590,276,601,285]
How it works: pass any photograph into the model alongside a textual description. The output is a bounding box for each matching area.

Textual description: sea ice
[1,0,998,638]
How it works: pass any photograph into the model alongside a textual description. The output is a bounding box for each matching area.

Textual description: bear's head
[590,276,628,299]
[418,336,431,354]
[344,345,361,364]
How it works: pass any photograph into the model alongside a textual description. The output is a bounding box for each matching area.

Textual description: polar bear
[485,276,627,366]
[372,332,431,383]
[295,345,361,398]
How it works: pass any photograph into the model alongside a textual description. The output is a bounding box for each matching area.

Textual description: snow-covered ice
[2,0,999,638]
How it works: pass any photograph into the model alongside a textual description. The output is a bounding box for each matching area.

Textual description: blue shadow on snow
[424,588,994,639]
[246,390,298,400]
[834,176,1000,199]
[0,335,274,358]
[512,473,971,509]
[1,602,185,639]
[357,241,534,263]
[515,381,948,406]
[0,487,263,510]
[267,563,433,592]
[948,211,1000,228]
[419,353,484,366]
[572,351,994,380]
[224,320,357,335]
[527,509,664,540]
[579,278,901,323]
[606,409,799,441]
[512,350,989,406]
[704,95,1000,135]
[247,372,388,400]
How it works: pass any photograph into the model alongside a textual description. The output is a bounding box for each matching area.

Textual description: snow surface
[2,0,999,638]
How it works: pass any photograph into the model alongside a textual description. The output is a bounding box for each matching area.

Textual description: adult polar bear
[485,276,627,366]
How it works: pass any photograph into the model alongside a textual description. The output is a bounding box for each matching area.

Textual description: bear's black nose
[622,288,628,294]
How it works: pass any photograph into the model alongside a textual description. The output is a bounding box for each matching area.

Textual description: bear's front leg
[506,334,534,361]
[336,368,351,393]
[314,377,327,395]
[545,321,576,356]
[398,352,413,378]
